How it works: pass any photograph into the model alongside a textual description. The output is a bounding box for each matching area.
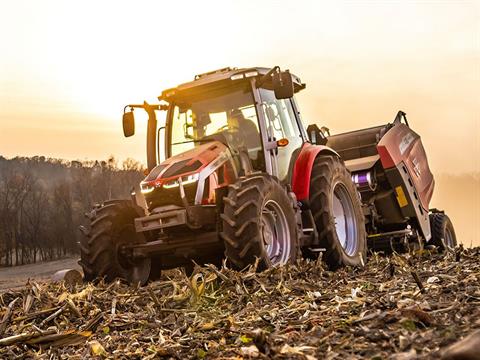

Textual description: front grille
[144,182,198,210]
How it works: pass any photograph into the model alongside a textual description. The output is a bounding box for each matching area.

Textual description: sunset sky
[0,0,479,175]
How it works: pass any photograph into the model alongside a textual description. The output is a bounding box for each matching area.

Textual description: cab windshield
[169,84,261,160]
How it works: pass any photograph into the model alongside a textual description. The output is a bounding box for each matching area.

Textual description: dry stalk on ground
[0,247,479,359]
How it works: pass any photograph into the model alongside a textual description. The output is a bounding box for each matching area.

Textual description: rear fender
[291,143,339,201]
[377,123,434,211]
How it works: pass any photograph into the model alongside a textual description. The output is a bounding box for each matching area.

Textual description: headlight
[140,183,154,194]
[163,173,199,189]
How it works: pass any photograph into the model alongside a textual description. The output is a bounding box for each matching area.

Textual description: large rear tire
[78,200,151,285]
[221,174,299,270]
[309,155,366,269]
[429,212,457,251]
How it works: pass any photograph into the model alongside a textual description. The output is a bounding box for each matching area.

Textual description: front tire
[309,155,366,269]
[221,174,299,270]
[429,212,457,251]
[78,200,151,285]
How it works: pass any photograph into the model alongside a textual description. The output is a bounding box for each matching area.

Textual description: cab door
[258,89,304,182]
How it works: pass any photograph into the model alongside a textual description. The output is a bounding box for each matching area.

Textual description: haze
[0,0,479,244]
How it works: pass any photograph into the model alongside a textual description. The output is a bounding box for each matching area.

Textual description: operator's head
[228,109,246,130]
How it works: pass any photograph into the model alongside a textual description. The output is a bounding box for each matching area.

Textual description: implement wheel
[429,212,457,251]
[78,200,151,285]
[221,174,299,270]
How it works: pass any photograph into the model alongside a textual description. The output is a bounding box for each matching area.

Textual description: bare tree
[0,155,143,267]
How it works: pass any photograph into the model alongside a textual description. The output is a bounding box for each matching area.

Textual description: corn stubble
[0,247,479,359]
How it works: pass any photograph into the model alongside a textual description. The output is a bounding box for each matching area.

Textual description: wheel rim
[261,199,291,265]
[444,226,454,248]
[332,182,358,256]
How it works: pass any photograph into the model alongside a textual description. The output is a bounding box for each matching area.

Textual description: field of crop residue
[0,248,479,359]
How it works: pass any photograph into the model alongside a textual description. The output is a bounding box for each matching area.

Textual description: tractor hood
[140,141,227,193]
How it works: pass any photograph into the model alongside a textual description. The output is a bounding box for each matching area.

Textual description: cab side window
[259,89,303,181]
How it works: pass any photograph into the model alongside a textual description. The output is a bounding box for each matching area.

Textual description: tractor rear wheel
[429,212,457,251]
[78,200,151,285]
[221,174,299,270]
[309,155,366,269]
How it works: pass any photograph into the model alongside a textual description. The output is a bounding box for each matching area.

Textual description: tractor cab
[123,67,308,200]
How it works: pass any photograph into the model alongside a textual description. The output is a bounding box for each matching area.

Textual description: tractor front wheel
[221,174,299,270]
[78,200,151,285]
[309,155,366,269]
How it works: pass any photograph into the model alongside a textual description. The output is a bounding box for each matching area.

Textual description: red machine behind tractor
[78,66,456,284]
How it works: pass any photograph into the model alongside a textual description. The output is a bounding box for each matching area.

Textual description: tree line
[0,155,144,267]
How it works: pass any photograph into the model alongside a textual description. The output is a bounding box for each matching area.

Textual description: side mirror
[123,111,135,137]
[273,70,294,99]
[306,124,328,145]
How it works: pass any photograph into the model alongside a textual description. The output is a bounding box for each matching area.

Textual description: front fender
[291,143,339,201]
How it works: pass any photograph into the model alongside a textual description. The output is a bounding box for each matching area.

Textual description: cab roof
[158,66,305,102]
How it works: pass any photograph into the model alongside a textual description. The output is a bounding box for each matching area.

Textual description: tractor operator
[227,109,261,150]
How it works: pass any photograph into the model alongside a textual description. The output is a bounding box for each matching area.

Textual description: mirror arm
[124,103,169,113]
[122,101,169,171]
[255,66,280,88]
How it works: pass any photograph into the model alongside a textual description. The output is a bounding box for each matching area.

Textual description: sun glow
[0,0,478,171]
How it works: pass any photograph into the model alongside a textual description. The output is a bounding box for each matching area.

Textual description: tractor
[78,66,456,284]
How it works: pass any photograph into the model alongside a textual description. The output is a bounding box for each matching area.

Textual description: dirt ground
[0,258,80,293]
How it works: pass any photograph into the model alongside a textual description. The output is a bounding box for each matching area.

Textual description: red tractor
[79,66,456,284]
